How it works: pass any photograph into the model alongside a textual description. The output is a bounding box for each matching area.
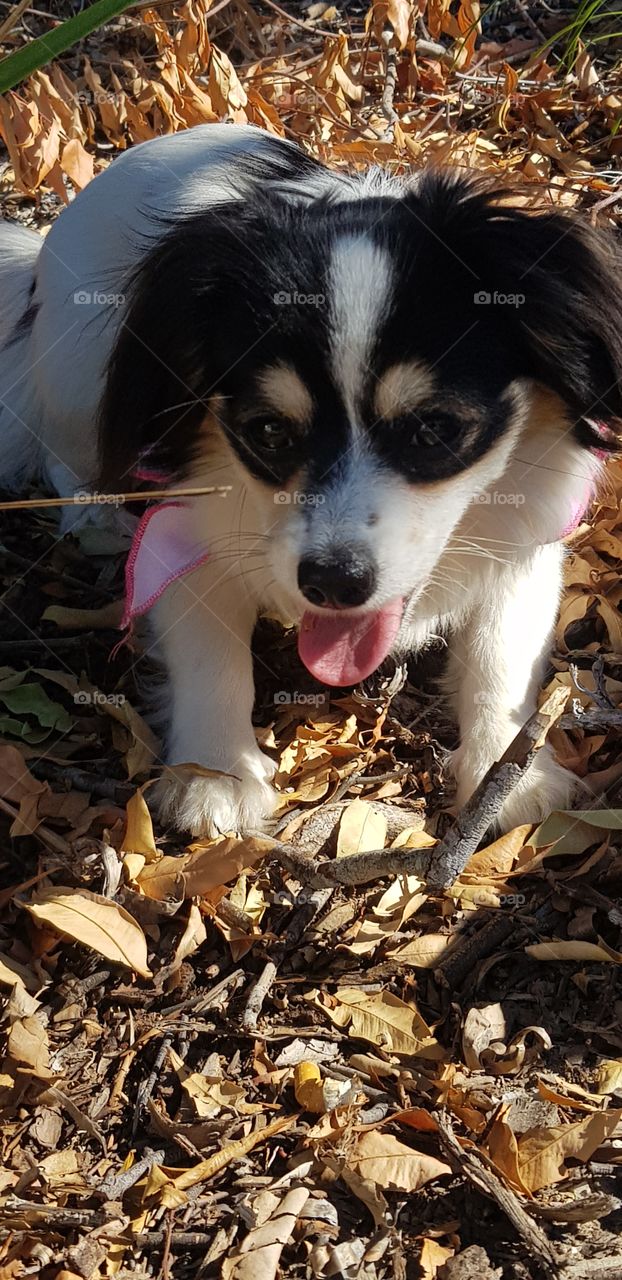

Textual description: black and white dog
[0,124,620,835]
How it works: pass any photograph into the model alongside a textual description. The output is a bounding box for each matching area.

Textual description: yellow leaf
[349,1130,451,1191]
[293,1061,350,1113]
[24,887,151,978]
[517,1110,622,1191]
[391,932,453,967]
[526,940,622,964]
[337,798,387,856]
[123,789,158,861]
[314,987,439,1057]
[419,1239,455,1279]
[596,1059,622,1096]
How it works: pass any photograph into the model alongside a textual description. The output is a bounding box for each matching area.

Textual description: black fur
[98,167,622,492]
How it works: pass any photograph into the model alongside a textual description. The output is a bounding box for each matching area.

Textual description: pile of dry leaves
[1,2,622,1278]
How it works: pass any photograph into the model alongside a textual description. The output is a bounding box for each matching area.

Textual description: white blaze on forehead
[328,234,394,420]
[258,363,313,423]
[375,360,436,420]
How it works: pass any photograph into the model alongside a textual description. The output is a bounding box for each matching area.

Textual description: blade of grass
[0,0,138,93]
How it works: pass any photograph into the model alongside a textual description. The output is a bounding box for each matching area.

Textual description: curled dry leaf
[294,1061,353,1114]
[23,887,151,979]
[222,1187,310,1280]
[123,789,158,861]
[348,1130,451,1192]
[462,1003,507,1072]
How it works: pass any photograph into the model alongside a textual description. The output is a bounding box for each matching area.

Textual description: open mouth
[298,597,404,686]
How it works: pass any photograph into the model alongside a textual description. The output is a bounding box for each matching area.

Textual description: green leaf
[0,0,139,94]
[0,683,72,732]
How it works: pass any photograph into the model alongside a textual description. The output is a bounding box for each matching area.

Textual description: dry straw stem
[272,687,571,892]
[0,485,231,510]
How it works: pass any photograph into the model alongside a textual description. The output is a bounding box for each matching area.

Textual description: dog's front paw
[155,753,278,837]
[452,744,575,833]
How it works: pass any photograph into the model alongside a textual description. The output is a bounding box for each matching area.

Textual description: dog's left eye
[406,413,462,449]
[248,419,295,452]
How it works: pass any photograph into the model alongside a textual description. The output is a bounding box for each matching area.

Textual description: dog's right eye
[248,419,295,452]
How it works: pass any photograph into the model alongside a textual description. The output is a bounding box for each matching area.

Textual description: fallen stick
[270,687,570,892]
[241,959,279,1032]
[435,1112,560,1276]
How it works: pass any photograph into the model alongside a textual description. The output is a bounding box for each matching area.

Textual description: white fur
[0,127,593,836]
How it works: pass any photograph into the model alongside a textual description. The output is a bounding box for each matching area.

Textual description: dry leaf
[222,1187,309,1280]
[517,1110,622,1191]
[348,1130,451,1192]
[123,789,158,860]
[337,799,387,856]
[24,887,151,978]
[312,987,439,1057]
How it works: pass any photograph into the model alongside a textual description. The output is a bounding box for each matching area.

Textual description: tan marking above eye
[375,361,437,420]
[258,364,313,425]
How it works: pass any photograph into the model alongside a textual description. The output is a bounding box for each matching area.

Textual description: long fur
[1,124,620,835]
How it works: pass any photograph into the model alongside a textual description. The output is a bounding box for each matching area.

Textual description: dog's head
[100,169,622,684]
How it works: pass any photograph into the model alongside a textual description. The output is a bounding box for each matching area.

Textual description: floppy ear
[97,232,211,490]
[410,174,622,446]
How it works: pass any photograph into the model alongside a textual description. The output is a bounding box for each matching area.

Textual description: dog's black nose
[298,553,377,609]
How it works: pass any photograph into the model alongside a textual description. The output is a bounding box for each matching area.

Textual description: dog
[0,123,620,836]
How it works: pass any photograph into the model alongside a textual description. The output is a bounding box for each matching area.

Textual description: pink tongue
[298,598,403,686]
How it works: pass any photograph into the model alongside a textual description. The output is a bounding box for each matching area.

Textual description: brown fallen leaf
[311,986,440,1057]
[517,1110,622,1191]
[595,1060,622,1096]
[23,887,151,978]
[222,1187,309,1280]
[336,798,387,856]
[526,939,622,963]
[348,1130,451,1192]
[123,788,158,860]
[462,1003,507,1072]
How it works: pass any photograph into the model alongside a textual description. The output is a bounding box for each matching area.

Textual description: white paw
[451,744,575,833]
[156,752,278,837]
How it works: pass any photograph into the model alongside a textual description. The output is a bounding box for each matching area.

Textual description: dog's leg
[151,566,277,837]
[449,542,574,829]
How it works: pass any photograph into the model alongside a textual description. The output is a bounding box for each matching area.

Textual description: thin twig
[0,485,231,511]
[0,0,32,41]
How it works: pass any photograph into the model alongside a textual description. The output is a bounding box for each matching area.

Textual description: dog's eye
[249,419,295,452]
[407,413,462,449]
